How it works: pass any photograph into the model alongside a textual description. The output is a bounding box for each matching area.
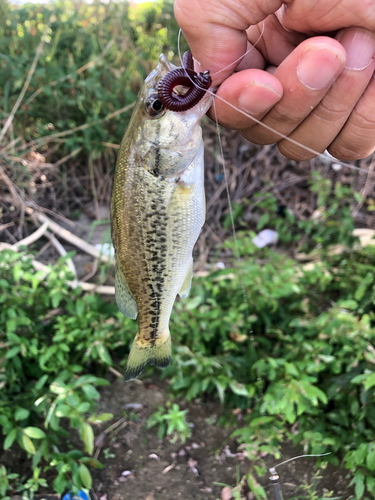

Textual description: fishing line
[212,98,263,393]
[210,22,265,77]
[270,452,332,473]
[177,28,371,175]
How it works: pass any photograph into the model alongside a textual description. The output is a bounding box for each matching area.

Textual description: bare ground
[87,375,354,500]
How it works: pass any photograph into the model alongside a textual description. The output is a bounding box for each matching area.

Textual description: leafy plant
[0,249,135,495]
[147,403,191,444]
[290,465,336,500]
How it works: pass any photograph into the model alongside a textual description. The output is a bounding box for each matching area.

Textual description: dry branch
[0,32,47,144]
[14,221,49,248]
[35,213,114,264]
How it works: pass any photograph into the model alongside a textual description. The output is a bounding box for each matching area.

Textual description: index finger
[174,0,284,85]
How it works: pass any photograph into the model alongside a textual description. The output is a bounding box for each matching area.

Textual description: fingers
[207,69,283,129]
[278,28,375,160]
[328,74,375,160]
[174,0,284,84]
[277,0,375,34]
[241,37,347,146]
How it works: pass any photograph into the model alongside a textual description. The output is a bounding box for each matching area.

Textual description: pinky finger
[328,74,375,160]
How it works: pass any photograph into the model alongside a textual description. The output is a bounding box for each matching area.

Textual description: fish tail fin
[124,329,171,382]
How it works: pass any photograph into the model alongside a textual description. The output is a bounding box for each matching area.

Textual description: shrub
[0,249,134,495]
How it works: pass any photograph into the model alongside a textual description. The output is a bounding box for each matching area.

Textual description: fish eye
[146,94,165,117]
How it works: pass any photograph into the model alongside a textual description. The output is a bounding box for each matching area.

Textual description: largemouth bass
[111,54,212,381]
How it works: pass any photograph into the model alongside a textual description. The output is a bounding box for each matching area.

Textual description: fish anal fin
[124,330,171,382]
[115,258,138,320]
[178,257,193,299]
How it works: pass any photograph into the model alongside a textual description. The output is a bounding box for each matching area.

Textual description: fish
[111,54,213,381]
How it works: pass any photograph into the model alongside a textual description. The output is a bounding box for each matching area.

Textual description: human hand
[174,0,375,161]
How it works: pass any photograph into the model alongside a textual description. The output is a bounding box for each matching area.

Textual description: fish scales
[111,54,213,381]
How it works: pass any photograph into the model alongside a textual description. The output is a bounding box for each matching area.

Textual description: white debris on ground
[95,242,114,256]
[252,229,278,248]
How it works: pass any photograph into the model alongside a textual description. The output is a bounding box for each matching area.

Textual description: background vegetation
[1,0,375,499]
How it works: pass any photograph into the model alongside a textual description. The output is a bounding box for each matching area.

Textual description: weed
[147,403,192,444]
[0,249,134,495]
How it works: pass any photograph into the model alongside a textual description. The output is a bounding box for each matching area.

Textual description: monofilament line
[212,98,263,393]
[269,452,332,474]
[177,28,370,175]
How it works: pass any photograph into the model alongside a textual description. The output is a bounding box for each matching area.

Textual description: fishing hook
[158,51,212,112]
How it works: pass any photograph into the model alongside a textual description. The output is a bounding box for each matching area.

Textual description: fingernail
[238,81,281,115]
[297,48,345,90]
[337,29,375,70]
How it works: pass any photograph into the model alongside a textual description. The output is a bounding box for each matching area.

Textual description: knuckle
[327,137,375,161]
[241,128,274,146]
[277,140,316,161]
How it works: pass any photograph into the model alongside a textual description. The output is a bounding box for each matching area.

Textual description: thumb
[174,0,284,84]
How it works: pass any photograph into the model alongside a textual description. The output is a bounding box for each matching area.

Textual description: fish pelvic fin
[124,330,171,382]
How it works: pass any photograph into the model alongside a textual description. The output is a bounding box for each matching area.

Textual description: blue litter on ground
[61,491,89,500]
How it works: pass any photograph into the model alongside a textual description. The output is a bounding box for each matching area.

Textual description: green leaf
[4,428,17,450]
[5,346,20,359]
[367,447,375,470]
[53,472,68,495]
[367,475,375,495]
[89,413,113,423]
[14,408,30,421]
[79,463,92,489]
[80,457,104,468]
[23,427,46,439]
[228,381,249,397]
[248,474,267,500]
[81,422,94,455]
[364,373,375,391]
[67,450,84,459]
[96,343,112,365]
[21,433,36,454]
[354,471,365,499]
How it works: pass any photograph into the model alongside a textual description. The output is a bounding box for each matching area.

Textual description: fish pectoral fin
[178,257,193,299]
[115,258,138,320]
[124,330,172,382]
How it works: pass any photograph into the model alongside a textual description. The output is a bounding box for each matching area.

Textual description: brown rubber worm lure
[157,51,212,112]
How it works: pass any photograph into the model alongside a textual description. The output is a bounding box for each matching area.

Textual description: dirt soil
[88,375,354,500]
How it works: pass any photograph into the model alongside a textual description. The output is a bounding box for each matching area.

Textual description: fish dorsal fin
[115,257,138,320]
[178,257,193,299]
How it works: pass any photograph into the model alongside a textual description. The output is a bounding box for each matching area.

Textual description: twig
[109,366,123,378]
[0,164,24,206]
[14,221,49,248]
[45,229,78,288]
[101,141,120,149]
[0,222,14,232]
[1,136,21,153]
[35,213,113,264]
[22,40,115,109]
[0,31,47,144]
[17,102,135,151]
[3,147,82,169]
[88,155,100,220]
[206,145,272,211]
[81,258,99,282]
[76,282,114,294]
